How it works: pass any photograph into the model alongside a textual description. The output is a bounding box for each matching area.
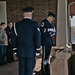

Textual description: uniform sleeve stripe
[36,48,41,50]
[48,28,56,32]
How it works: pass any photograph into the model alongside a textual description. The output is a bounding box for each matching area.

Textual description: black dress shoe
[41,71,50,75]
[41,71,46,75]
[0,64,3,66]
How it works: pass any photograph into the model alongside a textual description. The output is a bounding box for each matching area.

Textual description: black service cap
[22,7,34,12]
[48,11,56,18]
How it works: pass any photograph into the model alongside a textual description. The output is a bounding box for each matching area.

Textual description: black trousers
[19,58,36,75]
[6,44,13,62]
[41,46,52,75]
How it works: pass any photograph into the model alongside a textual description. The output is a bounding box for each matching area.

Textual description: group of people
[0,21,14,66]
[0,6,56,75]
[13,7,56,75]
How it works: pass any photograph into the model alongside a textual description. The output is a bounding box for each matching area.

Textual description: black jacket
[40,18,55,46]
[14,18,41,58]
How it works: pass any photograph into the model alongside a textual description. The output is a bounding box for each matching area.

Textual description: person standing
[40,12,56,75]
[14,7,41,75]
[5,21,14,63]
[0,22,8,66]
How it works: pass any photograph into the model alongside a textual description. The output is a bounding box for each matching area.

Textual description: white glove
[13,48,17,50]
[36,53,40,56]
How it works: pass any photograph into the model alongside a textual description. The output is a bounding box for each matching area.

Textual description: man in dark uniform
[14,7,41,75]
[5,21,14,63]
[40,12,56,75]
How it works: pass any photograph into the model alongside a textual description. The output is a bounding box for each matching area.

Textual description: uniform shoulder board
[40,22,44,27]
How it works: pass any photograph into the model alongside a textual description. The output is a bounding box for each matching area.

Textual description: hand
[13,48,17,50]
[36,53,40,56]
[9,39,11,43]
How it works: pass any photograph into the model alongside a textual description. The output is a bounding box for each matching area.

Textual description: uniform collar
[24,17,31,19]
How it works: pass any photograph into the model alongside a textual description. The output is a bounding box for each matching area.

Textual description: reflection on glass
[71,16,75,44]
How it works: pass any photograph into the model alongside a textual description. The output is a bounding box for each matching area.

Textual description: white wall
[0,1,7,25]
